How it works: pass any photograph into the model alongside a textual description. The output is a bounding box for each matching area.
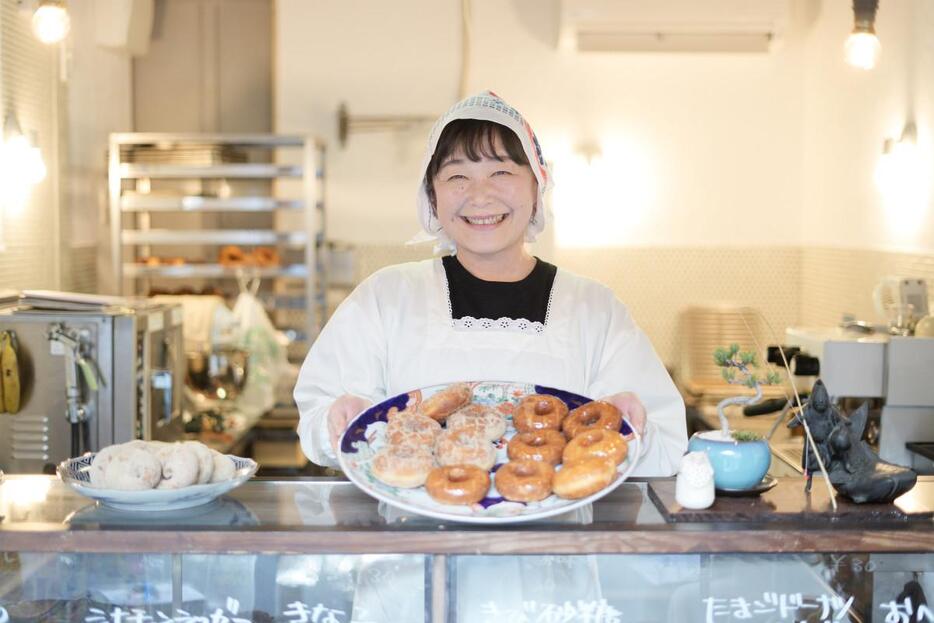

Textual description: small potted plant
[687,344,781,490]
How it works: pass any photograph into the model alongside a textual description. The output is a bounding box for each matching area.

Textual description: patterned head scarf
[409,91,552,252]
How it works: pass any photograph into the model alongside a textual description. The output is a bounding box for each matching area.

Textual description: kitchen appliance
[873,276,929,335]
[785,327,934,473]
[186,346,249,404]
[0,301,185,474]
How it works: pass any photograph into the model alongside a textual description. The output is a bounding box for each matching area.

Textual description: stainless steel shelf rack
[108,133,327,358]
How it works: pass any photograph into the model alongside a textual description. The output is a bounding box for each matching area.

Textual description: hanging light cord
[459,0,472,100]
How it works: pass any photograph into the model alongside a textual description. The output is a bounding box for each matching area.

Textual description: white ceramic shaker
[675,451,716,509]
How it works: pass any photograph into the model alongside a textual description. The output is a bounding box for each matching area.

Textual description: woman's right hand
[327,394,373,453]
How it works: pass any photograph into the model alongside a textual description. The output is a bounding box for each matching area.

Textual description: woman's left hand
[600,391,647,436]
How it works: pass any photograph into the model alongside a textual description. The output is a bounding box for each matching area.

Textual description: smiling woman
[293,89,688,622]
[428,123,539,281]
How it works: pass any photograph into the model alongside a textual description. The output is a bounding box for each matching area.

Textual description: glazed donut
[418,383,472,422]
[425,465,491,505]
[562,429,628,466]
[494,459,554,503]
[435,426,496,471]
[219,245,246,266]
[251,246,280,267]
[507,430,567,466]
[155,444,201,489]
[513,394,568,434]
[385,411,442,447]
[371,444,434,488]
[562,401,622,440]
[552,457,617,500]
[447,403,506,442]
[101,447,162,490]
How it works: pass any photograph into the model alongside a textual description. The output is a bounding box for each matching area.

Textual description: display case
[108,133,327,360]
[1,476,933,622]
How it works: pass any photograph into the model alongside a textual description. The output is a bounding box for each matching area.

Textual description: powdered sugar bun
[155,444,200,489]
[102,446,162,490]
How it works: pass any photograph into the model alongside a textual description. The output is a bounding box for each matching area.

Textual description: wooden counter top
[1,476,932,555]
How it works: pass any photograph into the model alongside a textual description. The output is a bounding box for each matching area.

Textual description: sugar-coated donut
[385,411,442,447]
[435,426,496,471]
[513,394,568,433]
[553,457,617,499]
[494,460,554,503]
[563,429,628,466]
[371,444,434,488]
[447,404,506,442]
[507,430,567,466]
[89,444,126,487]
[102,447,162,490]
[562,401,622,440]
[425,465,491,505]
[210,450,237,483]
[155,444,201,489]
[418,383,472,422]
[184,441,215,484]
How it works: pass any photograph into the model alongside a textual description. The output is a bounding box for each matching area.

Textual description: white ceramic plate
[57,453,258,512]
[338,381,641,524]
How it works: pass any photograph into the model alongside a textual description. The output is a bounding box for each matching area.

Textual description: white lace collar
[439,260,555,334]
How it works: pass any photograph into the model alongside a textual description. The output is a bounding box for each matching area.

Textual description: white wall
[802,0,934,254]
[0,1,61,289]
[65,0,134,291]
[274,0,811,248]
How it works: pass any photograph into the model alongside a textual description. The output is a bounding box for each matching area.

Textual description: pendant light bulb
[32,0,70,45]
[845,32,881,70]
[845,0,880,70]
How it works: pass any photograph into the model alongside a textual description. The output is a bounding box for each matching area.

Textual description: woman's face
[431,134,538,264]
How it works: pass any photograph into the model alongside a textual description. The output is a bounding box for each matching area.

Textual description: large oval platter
[338,381,641,524]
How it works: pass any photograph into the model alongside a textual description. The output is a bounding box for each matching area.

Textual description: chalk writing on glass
[282,601,360,623]
[828,554,877,574]
[702,593,855,622]
[879,597,934,623]
[80,599,376,623]
[479,598,622,623]
[85,605,253,623]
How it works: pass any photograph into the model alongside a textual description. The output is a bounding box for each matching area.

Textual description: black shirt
[442,255,558,324]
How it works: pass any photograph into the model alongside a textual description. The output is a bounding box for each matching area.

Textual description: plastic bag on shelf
[231,277,291,417]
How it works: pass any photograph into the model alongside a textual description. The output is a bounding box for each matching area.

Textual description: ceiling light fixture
[32,0,70,45]
[845,0,880,70]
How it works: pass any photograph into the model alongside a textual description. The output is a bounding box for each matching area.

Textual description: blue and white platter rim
[57,453,258,512]
[337,380,642,525]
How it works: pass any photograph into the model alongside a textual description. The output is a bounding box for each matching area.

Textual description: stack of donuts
[368,383,629,506]
[85,440,238,491]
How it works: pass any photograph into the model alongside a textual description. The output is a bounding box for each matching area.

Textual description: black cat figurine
[789,380,917,504]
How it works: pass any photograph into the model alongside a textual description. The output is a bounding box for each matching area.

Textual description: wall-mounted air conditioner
[557,0,791,53]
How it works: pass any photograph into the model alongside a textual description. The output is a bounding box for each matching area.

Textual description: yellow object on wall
[0,330,22,414]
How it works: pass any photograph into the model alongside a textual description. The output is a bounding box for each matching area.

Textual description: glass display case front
[0,476,932,623]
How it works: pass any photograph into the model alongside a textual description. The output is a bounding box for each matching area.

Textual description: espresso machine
[0,299,185,474]
[785,326,934,473]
